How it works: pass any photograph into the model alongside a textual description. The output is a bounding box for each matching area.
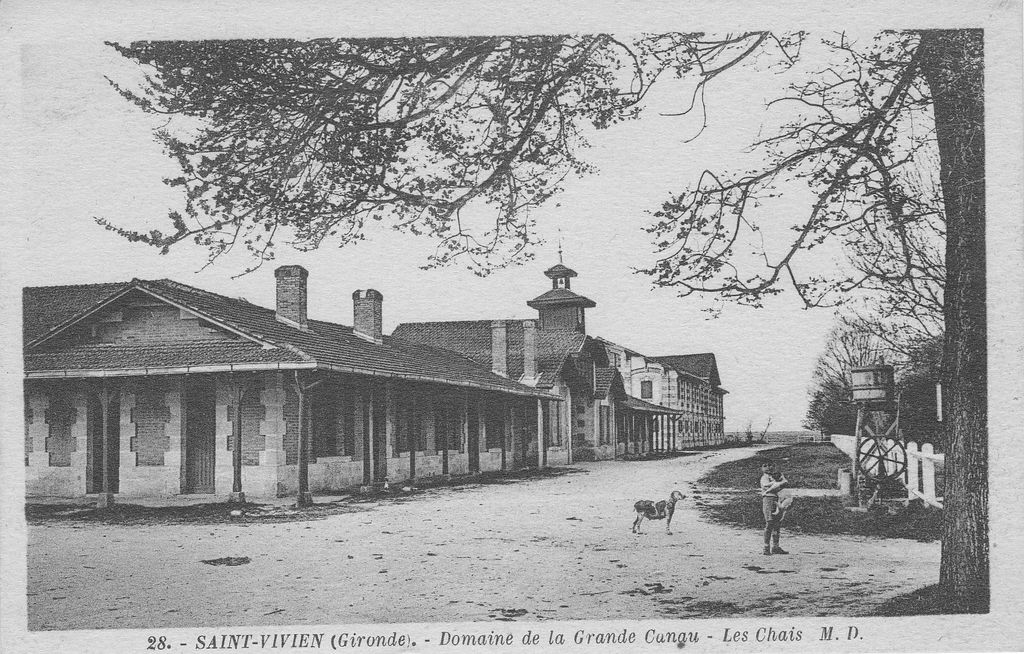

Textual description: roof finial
[557,229,564,264]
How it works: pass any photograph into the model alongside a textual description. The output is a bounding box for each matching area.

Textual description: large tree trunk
[918,29,988,614]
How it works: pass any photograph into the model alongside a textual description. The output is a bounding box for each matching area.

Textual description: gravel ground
[26,445,939,630]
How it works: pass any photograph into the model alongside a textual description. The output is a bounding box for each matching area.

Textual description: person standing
[760,461,790,555]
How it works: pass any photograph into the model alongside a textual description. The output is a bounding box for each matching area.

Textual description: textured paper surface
[1,1,1022,652]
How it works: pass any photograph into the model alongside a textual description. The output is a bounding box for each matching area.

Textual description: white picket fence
[831,435,944,508]
[905,441,944,508]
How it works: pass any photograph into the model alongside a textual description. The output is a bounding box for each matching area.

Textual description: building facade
[395,261,730,462]
[23,267,561,500]
[22,260,731,501]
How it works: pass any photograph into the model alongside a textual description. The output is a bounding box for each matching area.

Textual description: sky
[10,38,857,432]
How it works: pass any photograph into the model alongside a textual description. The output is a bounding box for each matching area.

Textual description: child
[760,461,790,555]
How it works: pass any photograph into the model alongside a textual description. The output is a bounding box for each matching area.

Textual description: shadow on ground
[25,466,591,526]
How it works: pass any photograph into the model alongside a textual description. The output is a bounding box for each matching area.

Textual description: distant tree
[803,317,884,435]
[109,29,986,612]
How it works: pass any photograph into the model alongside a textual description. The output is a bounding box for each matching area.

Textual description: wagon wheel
[857,436,907,482]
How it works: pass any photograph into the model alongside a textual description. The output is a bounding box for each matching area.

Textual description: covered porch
[618,396,689,456]
[24,368,562,502]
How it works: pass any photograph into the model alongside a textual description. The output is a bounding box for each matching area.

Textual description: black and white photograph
[1,1,1022,652]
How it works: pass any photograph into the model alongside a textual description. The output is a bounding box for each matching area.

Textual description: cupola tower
[527,261,596,332]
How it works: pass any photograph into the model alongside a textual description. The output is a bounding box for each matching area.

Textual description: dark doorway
[184,378,216,494]
[87,393,120,494]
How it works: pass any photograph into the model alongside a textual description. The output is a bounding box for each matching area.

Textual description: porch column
[385,380,396,462]
[462,390,470,454]
[501,401,509,471]
[96,381,118,508]
[478,397,487,458]
[361,390,372,487]
[409,388,417,483]
[564,387,573,465]
[227,374,248,503]
[177,376,188,495]
[441,397,450,476]
[536,399,545,469]
[291,371,318,507]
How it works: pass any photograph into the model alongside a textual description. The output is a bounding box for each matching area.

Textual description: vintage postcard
[1,1,1022,652]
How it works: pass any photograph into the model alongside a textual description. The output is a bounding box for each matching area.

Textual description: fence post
[906,441,920,498]
[921,443,936,502]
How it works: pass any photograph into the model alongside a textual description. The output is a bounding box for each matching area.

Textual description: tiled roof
[26,341,307,372]
[391,320,586,387]
[23,283,126,343]
[526,288,596,308]
[23,279,553,398]
[593,366,626,400]
[650,353,722,388]
[543,263,577,278]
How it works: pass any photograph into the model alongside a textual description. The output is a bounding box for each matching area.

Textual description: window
[640,380,653,399]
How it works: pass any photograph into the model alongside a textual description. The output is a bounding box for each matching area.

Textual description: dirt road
[27,446,939,630]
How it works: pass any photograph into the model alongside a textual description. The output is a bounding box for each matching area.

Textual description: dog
[632,490,686,534]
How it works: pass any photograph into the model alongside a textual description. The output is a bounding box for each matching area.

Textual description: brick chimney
[352,289,383,343]
[274,265,308,330]
[522,319,538,380]
[491,320,508,377]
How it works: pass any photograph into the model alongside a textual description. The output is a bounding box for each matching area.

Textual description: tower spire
[557,229,564,264]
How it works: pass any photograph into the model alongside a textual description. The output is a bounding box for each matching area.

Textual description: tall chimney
[274,265,308,330]
[352,289,383,343]
[522,319,538,380]
[491,320,508,377]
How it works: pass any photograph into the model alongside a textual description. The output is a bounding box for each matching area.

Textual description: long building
[394,260,729,462]
[22,261,730,501]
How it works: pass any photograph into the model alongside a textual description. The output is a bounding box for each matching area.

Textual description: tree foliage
[104,36,667,271]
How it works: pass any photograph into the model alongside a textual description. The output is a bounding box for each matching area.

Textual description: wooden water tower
[850,362,905,505]
[850,364,895,405]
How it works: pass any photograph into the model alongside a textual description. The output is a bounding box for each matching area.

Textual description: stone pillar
[259,372,287,496]
[164,385,183,495]
[214,379,234,495]
[65,390,89,495]
[118,388,138,475]
[27,392,50,469]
